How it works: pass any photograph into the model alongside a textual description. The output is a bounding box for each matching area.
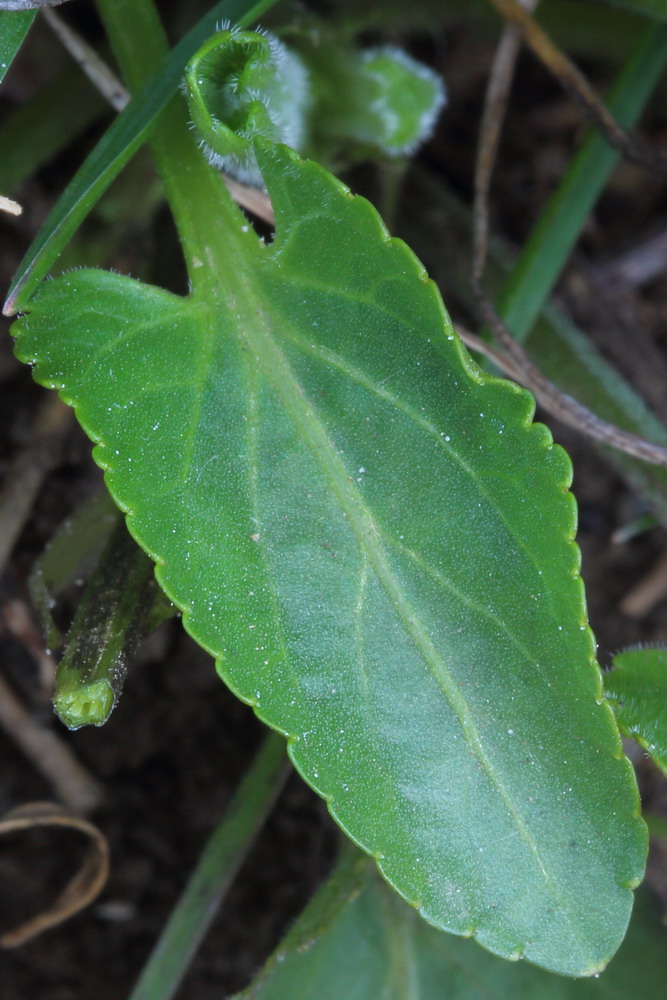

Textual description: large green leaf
[234,857,667,1000]
[605,648,667,775]
[11,140,645,975]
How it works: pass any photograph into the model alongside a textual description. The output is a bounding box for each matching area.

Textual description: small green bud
[305,44,446,160]
[359,47,446,154]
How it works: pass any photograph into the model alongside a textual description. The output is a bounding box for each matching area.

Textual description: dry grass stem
[42,7,129,111]
[456,315,667,467]
[0,394,71,579]
[2,599,57,696]
[473,0,539,285]
[593,227,667,290]
[470,1,667,467]
[0,673,102,813]
[222,175,274,224]
[620,548,667,618]
[0,195,22,216]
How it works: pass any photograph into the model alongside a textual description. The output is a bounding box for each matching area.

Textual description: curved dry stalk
[455,325,522,379]
[470,0,667,468]
[486,0,667,178]
[0,802,109,947]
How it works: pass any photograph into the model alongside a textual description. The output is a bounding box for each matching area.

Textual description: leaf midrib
[270,318,568,648]
[264,273,574,609]
[198,284,562,904]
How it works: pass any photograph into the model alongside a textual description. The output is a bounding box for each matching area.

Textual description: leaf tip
[3,289,18,317]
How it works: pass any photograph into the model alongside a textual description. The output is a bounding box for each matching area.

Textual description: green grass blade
[0,66,107,194]
[593,0,667,21]
[498,22,667,342]
[128,733,288,1000]
[0,9,35,86]
[2,0,278,315]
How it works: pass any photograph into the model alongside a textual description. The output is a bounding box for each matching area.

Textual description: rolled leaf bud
[185,27,310,187]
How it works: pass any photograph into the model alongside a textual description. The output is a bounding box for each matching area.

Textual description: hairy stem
[94,0,273,294]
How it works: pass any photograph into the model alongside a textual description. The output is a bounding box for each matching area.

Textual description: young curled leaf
[185,26,310,186]
[184,25,446,183]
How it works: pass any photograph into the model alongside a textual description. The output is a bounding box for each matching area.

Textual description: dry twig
[486,0,667,179]
[454,325,522,380]
[455,321,667,465]
[620,548,667,618]
[222,174,274,225]
[0,673,102,813]
[42,7,129,111]
[473,0,539,285]
[2,599,57,696]
[470,288,667,466]
[593,227,667,289]
[0,394,72,579]
[470,0,667,467]
[0,195,22,216]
